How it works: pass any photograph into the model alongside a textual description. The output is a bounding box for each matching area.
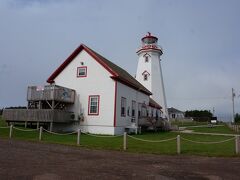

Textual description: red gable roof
[47,44,152,95]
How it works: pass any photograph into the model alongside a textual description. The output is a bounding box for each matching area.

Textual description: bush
[235,113,240,123]
[185,110,213,122]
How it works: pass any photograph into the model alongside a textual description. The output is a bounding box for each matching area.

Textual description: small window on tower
[145,56,149,62]
[144,74,148,81]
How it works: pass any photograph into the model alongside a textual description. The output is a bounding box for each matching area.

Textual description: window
[121,97,126,117]
[132,101,136,117]
[77,66,87,77]
[145,56,149,62]
[88,95,99,115]
[144,74,148,81]
[142,71,150,81]
[138,103,141,117]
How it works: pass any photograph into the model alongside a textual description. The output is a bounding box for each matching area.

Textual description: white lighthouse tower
[136,32,169,119]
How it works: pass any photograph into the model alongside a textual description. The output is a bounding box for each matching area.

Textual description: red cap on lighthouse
[137,32,162,54]
[141,32,158,43]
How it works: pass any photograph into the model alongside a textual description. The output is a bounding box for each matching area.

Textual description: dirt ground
[0,139,239,180]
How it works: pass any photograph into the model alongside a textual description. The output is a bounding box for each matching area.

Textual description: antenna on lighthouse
[232,88,235,123]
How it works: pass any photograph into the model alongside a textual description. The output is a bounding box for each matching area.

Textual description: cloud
[0,0,239,121]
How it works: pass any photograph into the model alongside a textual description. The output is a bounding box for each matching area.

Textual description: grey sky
[0,0,240,120]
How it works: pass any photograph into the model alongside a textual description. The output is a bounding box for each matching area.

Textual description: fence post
[77,129,81,145]
[123,132,127,151]
[177,135,181,154]
[235,135,239,155]
[39,126,43,141]
[9,125,13,138]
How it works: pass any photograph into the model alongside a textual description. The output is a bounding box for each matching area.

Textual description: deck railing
[27,85,75,103]
[3,109,74,123]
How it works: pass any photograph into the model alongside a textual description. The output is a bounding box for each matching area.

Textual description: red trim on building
[113,81,117,127]
[83,46,118,77]
[111,76,152,96]
[77,66,87,78]
[142,36,158,41]
[47,44,118,83]
[46,44,152,95]
[136,47,162,54]
[88,95,100,116]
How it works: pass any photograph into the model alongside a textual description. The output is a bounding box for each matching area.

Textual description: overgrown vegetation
[185,110,213,122]
[235,113,240,124]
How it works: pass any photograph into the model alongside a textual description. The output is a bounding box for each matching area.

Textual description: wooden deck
[3,109,74,123]
[27,85,75,103]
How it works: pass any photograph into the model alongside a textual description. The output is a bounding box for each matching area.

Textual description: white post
[50,122,53,132]
[9,125,13,138]
[39,126,43,141]
[123,132,127,151]
[232,88,235,123]
[235,136,239,154]
[77,129,81,145]
[177,135,181,154]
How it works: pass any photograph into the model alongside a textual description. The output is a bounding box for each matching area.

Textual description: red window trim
[88,95,100,116]
[77,66,87,78]
[121,97,126,117]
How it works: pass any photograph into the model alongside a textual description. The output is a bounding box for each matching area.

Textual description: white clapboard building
[3,33,168,135]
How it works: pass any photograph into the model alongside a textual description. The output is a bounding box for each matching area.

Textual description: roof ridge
[47,43,152,95]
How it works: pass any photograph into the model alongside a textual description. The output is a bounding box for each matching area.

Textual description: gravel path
[0,138,239,180]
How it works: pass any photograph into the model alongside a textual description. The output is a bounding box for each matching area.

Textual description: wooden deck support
[50,122,53,132]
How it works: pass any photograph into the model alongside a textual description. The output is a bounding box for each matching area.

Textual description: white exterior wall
[54,50,116,135]
[115,81,149,134]
[136,50,168,119]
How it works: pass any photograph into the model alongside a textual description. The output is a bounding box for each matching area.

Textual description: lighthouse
[136,32,169,119]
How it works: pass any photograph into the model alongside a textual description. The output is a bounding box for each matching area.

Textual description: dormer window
[77,66,87,77]
[142,70,150,81]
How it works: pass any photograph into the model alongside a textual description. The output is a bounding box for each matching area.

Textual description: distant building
[168,107,184,120]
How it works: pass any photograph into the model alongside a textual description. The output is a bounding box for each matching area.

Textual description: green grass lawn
[186,125,238,134]
[171,121,208,127]
[0,117,238,157]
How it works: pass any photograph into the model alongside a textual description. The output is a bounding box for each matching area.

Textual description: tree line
[185,110,213,122]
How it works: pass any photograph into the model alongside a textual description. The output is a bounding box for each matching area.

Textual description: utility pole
[232,88,235,123]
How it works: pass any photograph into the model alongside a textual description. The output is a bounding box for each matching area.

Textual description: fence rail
[1,125,240,155]
[27,85,75,103]
[227,124,240,133]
